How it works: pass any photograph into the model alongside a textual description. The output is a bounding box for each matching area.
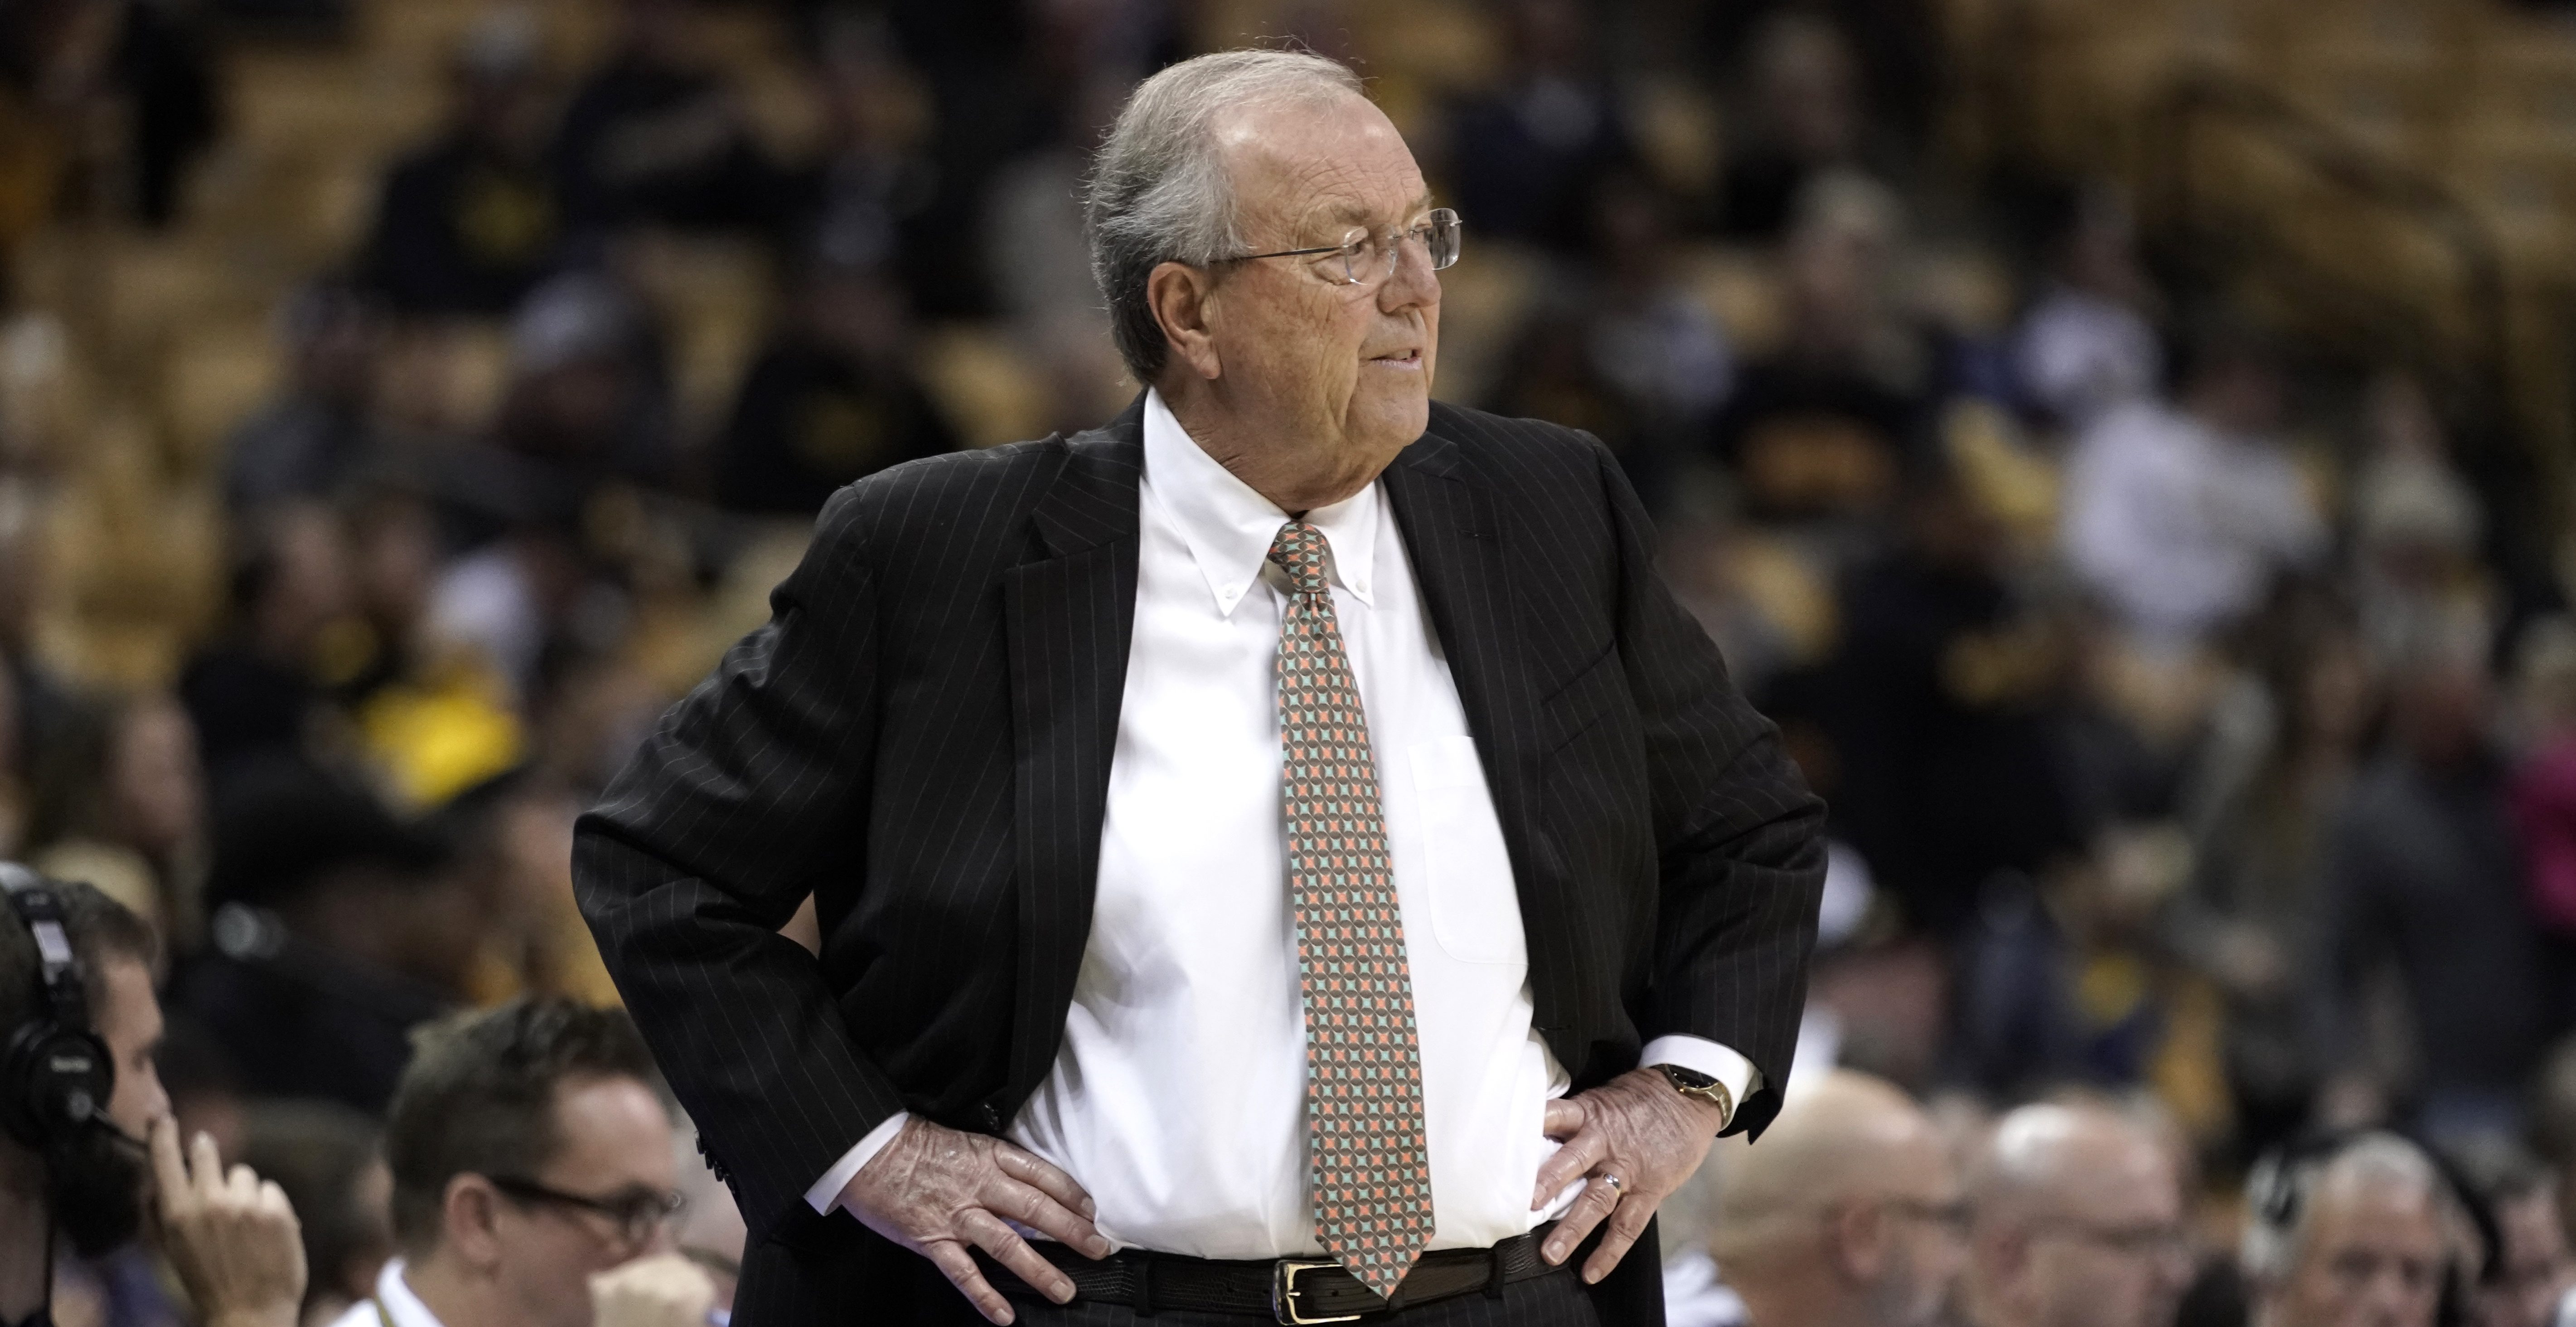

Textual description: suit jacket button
[978,1104,1003,1132]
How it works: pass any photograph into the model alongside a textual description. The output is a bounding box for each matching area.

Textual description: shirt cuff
[1640,1035,1763,1127]
[803,1111,911,1215]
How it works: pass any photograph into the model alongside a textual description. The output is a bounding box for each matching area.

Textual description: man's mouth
[1366,349,1423,369]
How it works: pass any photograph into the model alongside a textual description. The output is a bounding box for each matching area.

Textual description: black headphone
[0,863,114,1152]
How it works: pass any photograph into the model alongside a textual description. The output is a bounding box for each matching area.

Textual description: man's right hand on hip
[833,1116,1112,1325]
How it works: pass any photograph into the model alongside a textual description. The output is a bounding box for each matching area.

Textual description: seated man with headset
[0,862,306,1327]
[2243,1130,2489,1327]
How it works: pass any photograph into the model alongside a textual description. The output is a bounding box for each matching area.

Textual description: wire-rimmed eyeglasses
[1225,208,1463,287]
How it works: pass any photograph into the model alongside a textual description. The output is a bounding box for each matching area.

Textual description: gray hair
[1084,49,1366,382]
[2242,1133,2456,1283]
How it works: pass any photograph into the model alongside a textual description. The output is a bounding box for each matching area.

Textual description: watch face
[1662,1065,1720,1091]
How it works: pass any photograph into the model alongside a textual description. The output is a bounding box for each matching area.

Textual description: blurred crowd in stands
[5,0,2576,1323]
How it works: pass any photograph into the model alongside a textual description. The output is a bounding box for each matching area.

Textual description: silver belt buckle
[1272,1259,1363,1324]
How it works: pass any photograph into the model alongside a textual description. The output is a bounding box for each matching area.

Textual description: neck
[402,1247,504,1327]
[0,1163,48,1325]
[1158,379,1376,515]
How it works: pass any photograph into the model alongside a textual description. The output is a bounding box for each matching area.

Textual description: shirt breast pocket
[1409,734,1525,966]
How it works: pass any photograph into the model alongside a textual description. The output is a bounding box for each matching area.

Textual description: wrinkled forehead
[1215,94,1430,243]
[2044,1132,2179,1217]
[2306,1179,2451,1259]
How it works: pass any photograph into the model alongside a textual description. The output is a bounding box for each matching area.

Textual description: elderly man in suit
[576,48,1825,1327]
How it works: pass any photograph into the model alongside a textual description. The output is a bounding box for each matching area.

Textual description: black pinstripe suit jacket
[575,396,1826,1325]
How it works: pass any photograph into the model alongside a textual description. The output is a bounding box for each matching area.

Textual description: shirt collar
[377,1258,445,1327]
[1140,388,1376,617]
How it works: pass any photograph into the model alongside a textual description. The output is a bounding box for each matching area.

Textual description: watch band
[1656,1063,1735,1129]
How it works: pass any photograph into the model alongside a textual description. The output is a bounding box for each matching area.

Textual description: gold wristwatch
[1657,1064,1735,1130]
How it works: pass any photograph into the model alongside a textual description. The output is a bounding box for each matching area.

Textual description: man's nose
[1378,235,1441,311]
[2359,1271,2414,1325]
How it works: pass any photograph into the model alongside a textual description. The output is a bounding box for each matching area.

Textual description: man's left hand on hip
[1528,1068,1729,1286]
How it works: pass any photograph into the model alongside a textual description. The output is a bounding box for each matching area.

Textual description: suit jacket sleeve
[573,486,906,1239]
[1596,444,1827,1138]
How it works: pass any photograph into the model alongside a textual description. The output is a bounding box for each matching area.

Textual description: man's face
[491,1075,681,1327]
[2481,1191,2574,1327]
[2018,1139,2194,1327]
[1867,1141,1971,1327]
[2270,1180,2449,1327]
[1193,93,1440,496]
[95,956,171,1142]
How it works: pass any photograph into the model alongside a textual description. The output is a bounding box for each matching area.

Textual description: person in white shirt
[324,1000,719,1327]
[578,45,1825,1327]
[2060,323,2324,650]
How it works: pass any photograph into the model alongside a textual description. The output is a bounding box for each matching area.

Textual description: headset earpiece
[0,865,115,1152]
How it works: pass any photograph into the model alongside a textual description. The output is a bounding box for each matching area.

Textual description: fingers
[921,1239,1019,1326]
[592,1253,715,1327]
[1542,1176,1622,1265]
[1541,1096,1586,1139]
[982,1176,1110,1259]
[1580,1192,1658,1284]
[995,1146,1098,1224]
[226,1162,260,1204]
[147,1116,187,1205]
[1530,1126,1610,1210]
[189,1130,224,1199]
[959,1209,1077,1306]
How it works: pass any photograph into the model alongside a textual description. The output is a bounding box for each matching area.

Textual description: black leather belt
[978,1224,1567,1323]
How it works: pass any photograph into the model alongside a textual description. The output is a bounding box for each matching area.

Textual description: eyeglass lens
[1332,210,1462,284]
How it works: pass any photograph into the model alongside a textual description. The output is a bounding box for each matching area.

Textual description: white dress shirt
[322,1259,444,1327]
[807,390,1755,1254]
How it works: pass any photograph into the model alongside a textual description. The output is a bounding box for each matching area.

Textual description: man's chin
[1350,392,1430,453]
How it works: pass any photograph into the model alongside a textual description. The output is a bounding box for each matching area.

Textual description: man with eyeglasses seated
[1705,1070,1967,1327]
[1961,1101,2197,1327]
[2242,1133,2464,1327]
[328,998,721,1327]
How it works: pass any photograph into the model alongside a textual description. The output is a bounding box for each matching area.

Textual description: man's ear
[1976,1223,2030,1299]
[444,1174,506,1271]
[1826,1200,1888,1284]
[1147,260,1223,381]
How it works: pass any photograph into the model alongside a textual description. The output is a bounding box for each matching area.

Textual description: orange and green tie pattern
[1267,520,1434,1302]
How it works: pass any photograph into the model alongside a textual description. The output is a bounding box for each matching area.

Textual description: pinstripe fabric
[575,396,1824,1327]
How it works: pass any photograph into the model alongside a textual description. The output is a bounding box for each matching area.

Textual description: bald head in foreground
[1713,1071,1967,1327]
[1963,1102,2195,1327]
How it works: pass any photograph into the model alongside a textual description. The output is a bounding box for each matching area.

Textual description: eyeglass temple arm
[1232,243,1350,262]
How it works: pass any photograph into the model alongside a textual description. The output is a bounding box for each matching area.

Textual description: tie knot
[1267,521,1332,595]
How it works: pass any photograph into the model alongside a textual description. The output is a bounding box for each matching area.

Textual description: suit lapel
[999,399,1143,1101]
[1382,430,1572,1047]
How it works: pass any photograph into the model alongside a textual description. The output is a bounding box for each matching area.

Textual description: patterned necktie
[1268,519,1435,1302]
